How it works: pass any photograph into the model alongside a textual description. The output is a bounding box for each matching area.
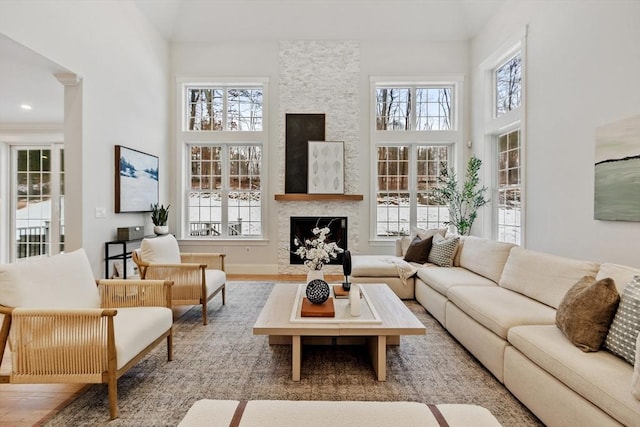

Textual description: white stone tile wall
[278,41,361,274]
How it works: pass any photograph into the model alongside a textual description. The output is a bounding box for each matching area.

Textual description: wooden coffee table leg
[292,335,301,381]
[368,335,387,381]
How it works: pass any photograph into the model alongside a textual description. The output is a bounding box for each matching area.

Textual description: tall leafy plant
[433,156,489,236]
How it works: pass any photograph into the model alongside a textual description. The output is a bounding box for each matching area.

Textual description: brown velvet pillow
[556,276,620,352]
[403,236,433,264]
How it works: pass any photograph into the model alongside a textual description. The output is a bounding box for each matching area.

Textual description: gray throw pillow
[556,276,620,352]
[427,234,460,267]
[605,276,640,364]
[403,236,433,264]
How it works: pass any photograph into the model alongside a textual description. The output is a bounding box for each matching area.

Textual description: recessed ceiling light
[20,104,33,110]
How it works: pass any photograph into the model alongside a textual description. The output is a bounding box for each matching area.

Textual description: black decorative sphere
[306,279,330,304]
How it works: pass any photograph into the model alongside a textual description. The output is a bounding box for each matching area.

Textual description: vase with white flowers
[293,224,344,283]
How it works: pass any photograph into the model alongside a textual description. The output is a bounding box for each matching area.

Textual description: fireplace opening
[290,216,347,266]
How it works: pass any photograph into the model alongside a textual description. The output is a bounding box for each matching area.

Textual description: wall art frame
[307,140,344,194]
[115,145,159,213]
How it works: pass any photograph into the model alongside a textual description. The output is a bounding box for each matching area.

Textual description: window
[13,145,64,259]
[497,130,521,244]
[495,54,522,117]
[376,86,453,131]
[481,33,526,244]
[179,81,266,239]
[376,145,450,236]
[372,80,462,238]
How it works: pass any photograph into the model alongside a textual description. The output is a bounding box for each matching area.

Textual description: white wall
[471,0,640,266]
[0,0,170,275]
[172,40,469,272]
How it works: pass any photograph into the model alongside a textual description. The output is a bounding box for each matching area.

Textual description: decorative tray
[290,283,382,323]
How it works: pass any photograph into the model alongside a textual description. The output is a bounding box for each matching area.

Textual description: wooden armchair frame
[0,279,173,420]
[133,251,226,325]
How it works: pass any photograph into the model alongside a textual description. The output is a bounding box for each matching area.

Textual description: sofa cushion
[0,249,100,308]
[499,247,600,309]
[604,276,640,365]
[508,325,639,427]
[403,236,433,264]
[113,306,173,370]
[140,234,181,264]
[447,286,556,339]
[555,276,620,352]
[351,255,416,277]
[458,237,514,283]
[416,266,496,296]
[428,234,460,267]
[597,263,640,294]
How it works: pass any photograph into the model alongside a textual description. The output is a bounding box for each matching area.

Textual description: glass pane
[375,88,411,130]
[496,54,522,117]
[416,87,452,130]
[227,88,263,131]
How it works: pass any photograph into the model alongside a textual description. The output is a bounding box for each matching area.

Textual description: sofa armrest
[97,279,172,308]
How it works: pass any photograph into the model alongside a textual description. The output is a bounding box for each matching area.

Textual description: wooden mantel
[274,194,364,201]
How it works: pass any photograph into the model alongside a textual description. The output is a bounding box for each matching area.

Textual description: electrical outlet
[95,207,106,218]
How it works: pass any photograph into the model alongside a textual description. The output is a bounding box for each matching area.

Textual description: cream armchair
[132,234,226,325]
[0,249,173,420]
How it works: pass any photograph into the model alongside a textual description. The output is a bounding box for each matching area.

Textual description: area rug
[44,282,542,426]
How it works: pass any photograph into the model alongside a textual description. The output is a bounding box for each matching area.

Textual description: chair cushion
[447,286,556,339]
[205,269,226,297]
[499,247,600,309]
[0,249,100,308]
[113,306,173,370]
[140,234,181,264]
[458,237,514,283]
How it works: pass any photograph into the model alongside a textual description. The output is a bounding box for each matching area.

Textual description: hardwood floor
[0,274,340,426]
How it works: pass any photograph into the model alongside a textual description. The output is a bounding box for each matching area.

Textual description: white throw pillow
[632,332,640,400]
[0,248,100,308]
[140,234,181,264]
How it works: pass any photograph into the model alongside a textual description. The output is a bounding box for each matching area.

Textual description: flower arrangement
[293,226,344,270]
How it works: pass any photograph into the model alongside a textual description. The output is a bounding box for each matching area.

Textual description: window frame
[480,30,527,245]
[370,76,464,244]
[176,77,268,241]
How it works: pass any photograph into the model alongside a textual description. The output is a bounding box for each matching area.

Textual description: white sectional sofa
[351,235,640,427]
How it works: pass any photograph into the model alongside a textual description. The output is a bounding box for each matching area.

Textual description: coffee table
[253,283,426,381]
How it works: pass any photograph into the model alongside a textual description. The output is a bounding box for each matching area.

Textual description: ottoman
[178,399,502,427]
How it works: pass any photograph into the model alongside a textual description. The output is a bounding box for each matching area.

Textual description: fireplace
[290,216,347,265]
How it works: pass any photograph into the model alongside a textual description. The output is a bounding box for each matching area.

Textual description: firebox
[290,216,347,265]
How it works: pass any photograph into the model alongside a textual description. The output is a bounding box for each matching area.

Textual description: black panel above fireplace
[290,216,347,265]
[285,114,325,194]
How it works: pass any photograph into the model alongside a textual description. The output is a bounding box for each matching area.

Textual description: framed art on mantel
[115,145,159,213]
[308,140,344,194]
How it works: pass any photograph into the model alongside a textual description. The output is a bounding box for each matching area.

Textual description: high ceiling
[133,0,505,42]
[0,0,505,126]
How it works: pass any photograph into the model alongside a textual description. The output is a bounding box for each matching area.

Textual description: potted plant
[151,203,170,235]
[432,156,489,236]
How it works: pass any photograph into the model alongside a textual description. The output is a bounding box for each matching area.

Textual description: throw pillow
[632,332,640,400]
[605,275,640,364]
[403,236,434,264]
[555,276,620,352]
[427,234,460,268]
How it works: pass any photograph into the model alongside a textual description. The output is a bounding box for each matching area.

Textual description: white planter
[306,269,324,284]
[154,225,169,235]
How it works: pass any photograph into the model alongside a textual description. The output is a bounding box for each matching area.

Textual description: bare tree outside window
[376,88,411,130]
[496,55,522,117]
